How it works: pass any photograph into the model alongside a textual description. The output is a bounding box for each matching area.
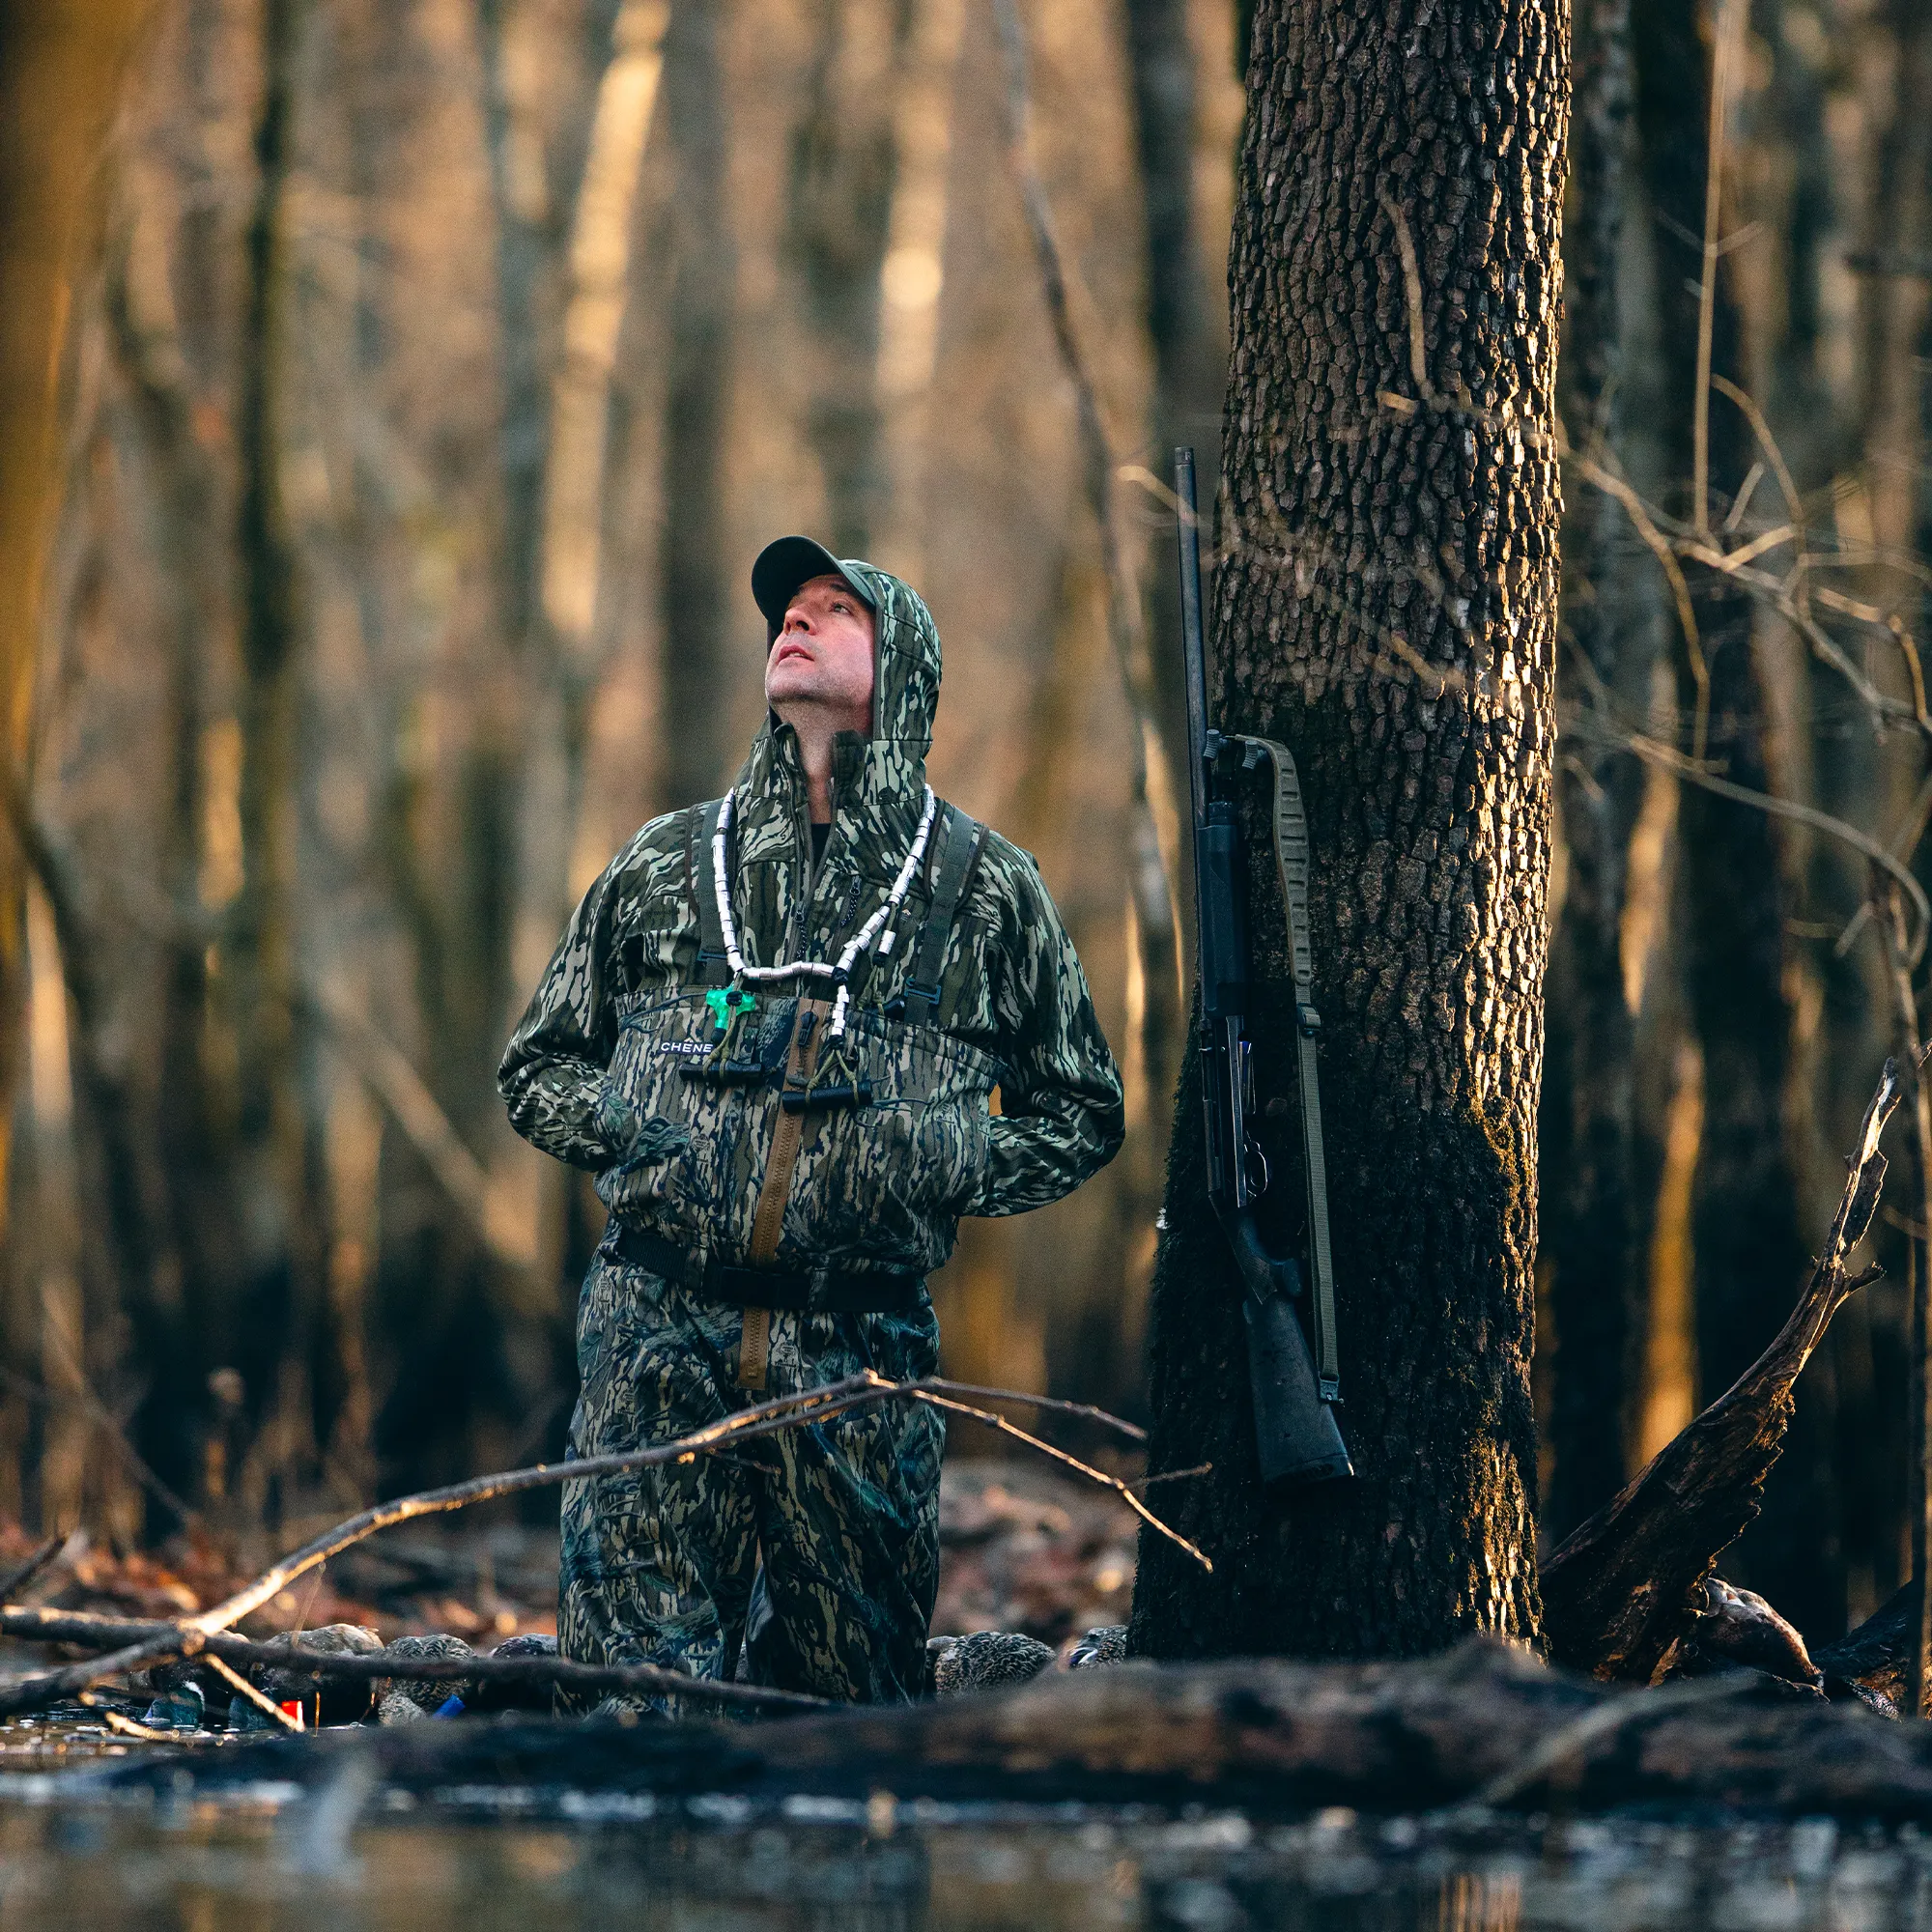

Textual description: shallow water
[3,1771,1932,1930]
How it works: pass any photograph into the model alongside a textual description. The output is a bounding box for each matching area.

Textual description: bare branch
[0,1605,833,1714]
[0,1372,1200,1719]
[991,0,1182,1017]
[1564,712,1932,965]
[204,1650,300,1731]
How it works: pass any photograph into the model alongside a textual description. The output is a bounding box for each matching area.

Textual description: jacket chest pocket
[603,993,761,1226]
[789,1009,1000,1263]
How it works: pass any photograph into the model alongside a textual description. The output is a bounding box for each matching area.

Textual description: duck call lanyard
[709,783,939,1387]
[710,782,940,1040]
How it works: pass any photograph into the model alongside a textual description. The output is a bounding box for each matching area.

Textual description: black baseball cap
[751,535,876,640]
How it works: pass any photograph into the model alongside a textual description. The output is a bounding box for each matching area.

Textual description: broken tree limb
[0,1606,830,1714]
[1541,1059,1902,1682]
[0,1372,1196,1719]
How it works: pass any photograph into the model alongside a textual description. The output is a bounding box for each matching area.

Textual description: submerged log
[85,1638,1932,1822]
[1541,1062,1901,1682]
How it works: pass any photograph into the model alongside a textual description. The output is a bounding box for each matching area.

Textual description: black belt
[606,1224,923,1315]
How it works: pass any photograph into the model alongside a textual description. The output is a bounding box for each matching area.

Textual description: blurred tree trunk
[0,0,155,1276]
[1857,0,1932,586]
[1130,0,1562,1658]
[232,0,335,1496]
[872,0,963,589]
[97,102,255,1512]
[786,0,901,557]
[1122,0,1221,1179]
[1776,0,1905,1624]
[657,0,736,812]
[1539,0,1647,1543]
[1630,0,1823,1634]
[1122,0,1221,459]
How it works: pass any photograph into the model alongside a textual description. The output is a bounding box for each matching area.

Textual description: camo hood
[733,557,942,867]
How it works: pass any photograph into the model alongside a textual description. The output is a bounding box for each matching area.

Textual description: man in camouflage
[499,537,1123,1709]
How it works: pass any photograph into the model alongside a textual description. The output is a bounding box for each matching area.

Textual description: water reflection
[0,1786,1928,1929]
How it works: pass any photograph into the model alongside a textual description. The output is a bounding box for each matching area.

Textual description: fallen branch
[1541,1059,1902,1681]
[203,1651,300,1731]
[0,1372,1196,1719]
[0,1605,830,1714]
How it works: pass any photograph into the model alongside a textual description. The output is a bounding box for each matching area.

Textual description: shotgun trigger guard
[1242,1137,1271,1201]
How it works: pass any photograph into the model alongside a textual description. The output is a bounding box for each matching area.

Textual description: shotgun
[1175,445,1352,1489]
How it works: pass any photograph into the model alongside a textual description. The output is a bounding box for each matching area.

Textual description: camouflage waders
[560,1245,943,1712]
[502,551,1124,1708]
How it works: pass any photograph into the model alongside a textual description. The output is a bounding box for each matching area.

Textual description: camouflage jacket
[497,559,1125,1280]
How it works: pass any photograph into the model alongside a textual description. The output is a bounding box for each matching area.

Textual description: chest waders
[685,798,988,1387]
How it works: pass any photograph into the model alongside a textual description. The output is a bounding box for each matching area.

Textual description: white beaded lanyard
[712,782,939,1043]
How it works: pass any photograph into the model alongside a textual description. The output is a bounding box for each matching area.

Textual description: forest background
[0,0,1927,1660]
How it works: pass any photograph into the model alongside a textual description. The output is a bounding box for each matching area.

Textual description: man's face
[764,574,876,735]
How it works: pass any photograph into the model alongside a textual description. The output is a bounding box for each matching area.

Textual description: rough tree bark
[1538,0,1648,1544]
[1129,0,1565,1658]
[655,0,737,814]
[1629,0,1821,1636]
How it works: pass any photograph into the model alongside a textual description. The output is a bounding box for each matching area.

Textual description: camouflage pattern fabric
[559,1245,944,1712]
[500,554,1123,1705]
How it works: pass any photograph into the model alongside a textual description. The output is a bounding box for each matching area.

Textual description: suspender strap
[738,996,830,1390]
[901,806,985,1017]
[689,800,732,987]
[1232,735,1341,1403]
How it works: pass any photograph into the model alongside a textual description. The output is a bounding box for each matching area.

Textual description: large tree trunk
[1629,0,1823,1636]
[1129,0,1565,1658]
[1538,0,1648,1544]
